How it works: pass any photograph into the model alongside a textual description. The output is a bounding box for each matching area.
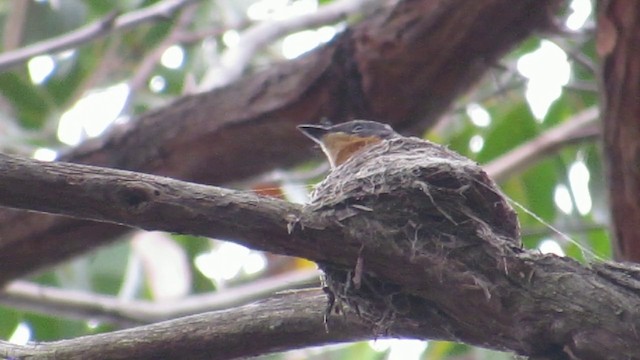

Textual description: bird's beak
[297,124,329,143]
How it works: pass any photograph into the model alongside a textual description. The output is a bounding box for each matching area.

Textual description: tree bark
[0,148,639,359]
[599,0,640,262]
[0,0,561,280]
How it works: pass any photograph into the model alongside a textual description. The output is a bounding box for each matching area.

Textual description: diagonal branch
[0,289,375,360]
[0,153,315,274]
[0,0,200,72]
[484,106,600,183]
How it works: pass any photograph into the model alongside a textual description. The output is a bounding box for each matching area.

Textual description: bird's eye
[352,125,363,133]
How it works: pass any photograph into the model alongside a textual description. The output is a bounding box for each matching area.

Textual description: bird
[297,120,400,169]
[296,119,521,332]
[297,119,408,326]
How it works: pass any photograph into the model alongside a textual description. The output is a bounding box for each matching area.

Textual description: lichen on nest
[304,136,521,333]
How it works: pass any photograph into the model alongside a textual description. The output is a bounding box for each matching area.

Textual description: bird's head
[298,120,399,169]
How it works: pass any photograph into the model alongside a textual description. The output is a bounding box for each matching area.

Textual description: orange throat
[320,134,384,168]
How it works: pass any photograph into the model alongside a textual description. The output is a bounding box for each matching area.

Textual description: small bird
[297,119,520,331]
[297,120,400,169]
[297,119,404,326]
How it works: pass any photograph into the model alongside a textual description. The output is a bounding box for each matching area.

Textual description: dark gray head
[297,120,399,144]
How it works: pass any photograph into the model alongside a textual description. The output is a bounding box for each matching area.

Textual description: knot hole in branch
[115,185,154,210]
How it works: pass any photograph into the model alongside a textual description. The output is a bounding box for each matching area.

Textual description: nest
[305,136,520,333]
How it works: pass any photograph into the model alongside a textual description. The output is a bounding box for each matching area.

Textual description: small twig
[0,0,199,72]
[0,269,320,326]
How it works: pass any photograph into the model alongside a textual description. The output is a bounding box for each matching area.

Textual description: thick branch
[0,290,374,360]
[0,154,316,274]
[0,0,561,281]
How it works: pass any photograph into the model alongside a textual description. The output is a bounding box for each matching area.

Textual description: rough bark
[0,146,639,359]
[599,0,640,262]
[0,0,561,280]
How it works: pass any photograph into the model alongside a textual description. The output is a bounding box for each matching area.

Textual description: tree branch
[0,0,199,72]
[0,153,316,277]
[484,106,600,183]
[0,289,374,360]
[1,269,319,326]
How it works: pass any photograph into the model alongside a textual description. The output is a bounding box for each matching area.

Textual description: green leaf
[0,307,20,339]
[477,100,538,164]
[45,45,103,107]
[0,71,52,129]
[22,312,87,341]
[423,341,470,359]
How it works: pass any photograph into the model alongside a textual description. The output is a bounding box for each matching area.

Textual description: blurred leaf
[22,312,87,341]
[521,159,558,224]
[21,0,87,46]
[155,64,186,95]
[84,0,146,17]
[506,36,542,59]
[173,234,216,293]
[477,100,537,164]
[29,271,59,287]
[423,341,469,359]
[45,45,104,107]
[586,227,612,259]
[0,71,52,129]
[336,342,384,360]
[543,92,575,128]
[89,241,131,296]
[0,307,20,339]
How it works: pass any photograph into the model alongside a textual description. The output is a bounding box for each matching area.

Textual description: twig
[0,0,200,72]
[484,106,600,183]
[1,269,320,326]
[0,289,372,360]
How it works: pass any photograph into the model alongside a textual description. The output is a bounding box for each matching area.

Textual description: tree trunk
[599,0,640,262]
